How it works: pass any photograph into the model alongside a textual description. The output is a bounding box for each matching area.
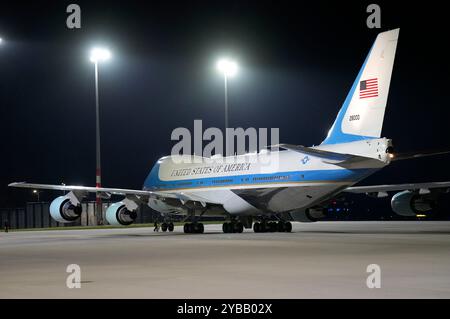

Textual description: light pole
[216,58,238,155]
[89,48,111,222]
[33,190,41,201]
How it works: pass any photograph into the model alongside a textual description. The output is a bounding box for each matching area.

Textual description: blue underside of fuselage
[143,163,378,191]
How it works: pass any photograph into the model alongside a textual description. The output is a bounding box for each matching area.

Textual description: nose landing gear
[160,222,174,232]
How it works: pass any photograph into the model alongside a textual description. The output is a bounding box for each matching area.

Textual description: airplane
[9,28,450,234]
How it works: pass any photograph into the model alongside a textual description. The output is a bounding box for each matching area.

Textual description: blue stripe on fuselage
[143,163,377,191]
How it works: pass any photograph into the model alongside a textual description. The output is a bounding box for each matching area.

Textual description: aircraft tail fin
[322,28,399,145]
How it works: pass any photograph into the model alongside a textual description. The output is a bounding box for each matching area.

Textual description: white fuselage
[144,138,392,217]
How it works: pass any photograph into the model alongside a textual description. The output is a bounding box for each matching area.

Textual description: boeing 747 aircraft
[9,28,450,233]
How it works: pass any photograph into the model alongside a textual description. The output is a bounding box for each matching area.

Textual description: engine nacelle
[49,195,82,223]
[290,207,326,223]
[105,202,137,226]
[391,190,433,217]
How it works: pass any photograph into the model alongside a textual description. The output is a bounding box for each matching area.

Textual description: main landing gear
[222,221,244,233]
[161,222,174,232]
[183,222,204,234]
[253,221,292,233]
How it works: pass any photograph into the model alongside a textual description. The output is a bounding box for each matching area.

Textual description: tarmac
[1,221,450,298]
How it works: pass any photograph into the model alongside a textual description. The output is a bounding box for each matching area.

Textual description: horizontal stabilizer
[275,144,353,161]
[275,144,378,166]
[391,149,450,161]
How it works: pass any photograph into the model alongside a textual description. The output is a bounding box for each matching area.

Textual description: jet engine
[290,207,326,223]
[105,202,137,226]
[391,190,433,217]
[49,195,82,223]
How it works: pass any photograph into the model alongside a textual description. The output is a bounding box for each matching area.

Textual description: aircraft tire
[277,221,285,232]
[222,222,230,233]
[269,222,277,232]
[196,223,204,234]
[285,222,292,233]
[161,223,168,232]
[260,223,267,233]
[168,223,174,232]
[234,222,244,233]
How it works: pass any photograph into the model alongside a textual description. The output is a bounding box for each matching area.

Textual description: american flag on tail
[359,78,378,99]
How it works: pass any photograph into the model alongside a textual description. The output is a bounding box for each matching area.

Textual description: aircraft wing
[345,181,450,194]
[8,182,223,205]
[8,182,152,196]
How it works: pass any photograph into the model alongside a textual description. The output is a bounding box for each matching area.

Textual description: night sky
[1,1,450,207]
